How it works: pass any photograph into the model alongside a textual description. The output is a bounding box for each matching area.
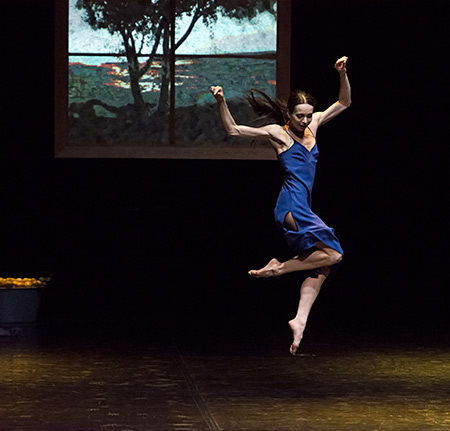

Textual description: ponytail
[246,89,287,125]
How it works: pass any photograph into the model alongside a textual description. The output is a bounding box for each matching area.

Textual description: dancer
[210,56,351,355]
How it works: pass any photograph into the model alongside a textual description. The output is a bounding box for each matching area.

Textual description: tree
[76,0,276,113]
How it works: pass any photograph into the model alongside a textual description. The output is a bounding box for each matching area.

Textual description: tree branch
[139,17,166,78]
[174,5,202,51]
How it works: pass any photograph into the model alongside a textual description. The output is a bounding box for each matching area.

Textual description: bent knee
[329,250,343,266]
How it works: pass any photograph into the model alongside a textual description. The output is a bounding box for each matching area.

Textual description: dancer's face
[288,104,314,133]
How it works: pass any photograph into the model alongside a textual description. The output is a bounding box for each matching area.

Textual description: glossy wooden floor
[1,323,449,431]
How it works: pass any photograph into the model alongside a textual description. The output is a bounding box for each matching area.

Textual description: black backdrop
[2,0,449,349]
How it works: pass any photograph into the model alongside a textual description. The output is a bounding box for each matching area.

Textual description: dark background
[2,0,449,350]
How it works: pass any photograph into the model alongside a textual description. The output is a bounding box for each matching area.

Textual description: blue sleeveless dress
[275,135,343,256]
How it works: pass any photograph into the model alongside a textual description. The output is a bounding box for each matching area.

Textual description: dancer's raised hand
[210,86,224,102]
[334,56,348,74]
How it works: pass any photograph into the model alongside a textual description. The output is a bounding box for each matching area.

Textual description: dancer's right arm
[210,86,283,143]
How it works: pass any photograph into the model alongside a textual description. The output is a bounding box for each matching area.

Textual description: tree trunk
[128,57,145,109]
[157,22,170,114]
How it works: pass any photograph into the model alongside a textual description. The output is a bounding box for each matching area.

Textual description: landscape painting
[55,0,290,159]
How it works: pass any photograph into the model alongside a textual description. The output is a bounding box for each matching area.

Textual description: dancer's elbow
[226,126,242,136]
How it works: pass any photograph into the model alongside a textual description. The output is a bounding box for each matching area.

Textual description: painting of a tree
[56,0,290,159]
[76,0,276,113]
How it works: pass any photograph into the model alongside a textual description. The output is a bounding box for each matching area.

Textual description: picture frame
[55,0,291,160]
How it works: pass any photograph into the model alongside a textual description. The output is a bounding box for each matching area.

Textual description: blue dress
[275,134,343,256]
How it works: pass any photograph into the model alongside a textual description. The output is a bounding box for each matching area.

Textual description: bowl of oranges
[0,276,50,323]
[0,277,49,289]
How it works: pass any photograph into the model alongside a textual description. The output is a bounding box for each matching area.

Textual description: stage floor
[1,324,449,430]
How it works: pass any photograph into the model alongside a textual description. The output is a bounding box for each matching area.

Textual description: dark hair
[246,89,316,126]
[287,90,316,113]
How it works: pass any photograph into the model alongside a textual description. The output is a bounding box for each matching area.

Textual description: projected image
[64,0,279,158]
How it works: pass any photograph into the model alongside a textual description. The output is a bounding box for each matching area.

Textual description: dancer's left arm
[314,56,352,127]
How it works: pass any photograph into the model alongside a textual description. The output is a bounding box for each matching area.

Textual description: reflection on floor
[1,323,449,431]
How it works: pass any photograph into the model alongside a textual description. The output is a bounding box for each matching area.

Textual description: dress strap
[306,126,316,138]
[283,125,296,142]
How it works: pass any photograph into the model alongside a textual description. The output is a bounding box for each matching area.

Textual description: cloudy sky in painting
[69,0,276,59]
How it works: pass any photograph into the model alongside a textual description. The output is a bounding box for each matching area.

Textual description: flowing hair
[246,89,317,126]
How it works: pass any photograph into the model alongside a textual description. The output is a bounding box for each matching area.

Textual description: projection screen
[55,0,291,159]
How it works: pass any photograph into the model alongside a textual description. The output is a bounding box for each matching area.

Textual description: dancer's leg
[289,267,330,356]
[249,243,342,278]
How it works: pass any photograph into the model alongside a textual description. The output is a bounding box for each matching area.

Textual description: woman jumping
[210,56,351,355]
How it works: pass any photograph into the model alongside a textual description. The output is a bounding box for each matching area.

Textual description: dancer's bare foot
[288,319,305,356]
[248,258,282,278]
